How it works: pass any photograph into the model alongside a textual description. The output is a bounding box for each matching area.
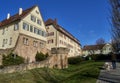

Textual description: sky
[0,0,111,47]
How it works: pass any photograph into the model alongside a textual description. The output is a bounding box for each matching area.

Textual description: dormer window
[31,15,36,22]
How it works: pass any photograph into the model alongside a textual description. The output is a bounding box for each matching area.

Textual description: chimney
[7,13,10,19]
[19,8,23,15]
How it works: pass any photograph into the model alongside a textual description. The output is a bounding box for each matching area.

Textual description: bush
[45,53,49,58]
[35,52,48,62]
[86,54,111,61]
[68,56,85,64]
[2,53,24,66]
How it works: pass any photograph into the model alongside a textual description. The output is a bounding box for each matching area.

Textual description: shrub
[68,56,85,64]
[35,52,48,62]
[86,54,111,61]
[2,53,24,66]
[45,53,49,58]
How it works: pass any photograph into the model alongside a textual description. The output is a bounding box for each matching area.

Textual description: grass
[0,61,104,83]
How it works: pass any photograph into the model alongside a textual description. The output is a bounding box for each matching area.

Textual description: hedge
[68,56,85,64]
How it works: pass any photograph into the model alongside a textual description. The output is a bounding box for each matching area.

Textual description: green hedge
[85,54,111,61]
[35,52,48,62]
[2,53,24,66]
[68,56,85,64]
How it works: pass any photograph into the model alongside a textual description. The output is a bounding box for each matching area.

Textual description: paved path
[97,62,120,83]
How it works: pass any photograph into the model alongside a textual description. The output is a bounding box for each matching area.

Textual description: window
[30,26,33,32]
[23,38,28,45]
[48,39,54,44]
[43,32,46,37]
[37,19,41,25]
[38,30,41,35]
[42,31,46,37]
[40,42,44,48]
[33,41,38,47]
[42,31,44,36]
[34,27,38,34]
[14,23,19,31]
[48,32,54,36]
[9,37,12,45]
[2,28,5,35]
[31,15,36,22]
[23,22,29,31]
[2,39,5,47]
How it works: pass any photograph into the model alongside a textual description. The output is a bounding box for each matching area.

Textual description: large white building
[0,6,48,63]
[45,19,82,57]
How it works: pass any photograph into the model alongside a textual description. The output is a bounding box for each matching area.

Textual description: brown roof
[82,44,105,51]
[0,5,37,27]
[45,19,81,45]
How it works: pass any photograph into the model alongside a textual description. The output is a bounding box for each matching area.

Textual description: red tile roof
[83,44,105,51]
[0,5,36,27]
[45,19,81,45]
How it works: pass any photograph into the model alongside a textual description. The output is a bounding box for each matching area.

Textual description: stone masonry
[0,47,69,73]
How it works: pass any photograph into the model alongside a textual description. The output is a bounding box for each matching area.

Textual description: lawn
[0,61,104,83]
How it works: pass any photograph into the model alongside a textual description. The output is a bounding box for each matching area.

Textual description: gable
[22,6,46,31]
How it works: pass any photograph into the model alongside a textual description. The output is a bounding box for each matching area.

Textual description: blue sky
[0,0,111,46]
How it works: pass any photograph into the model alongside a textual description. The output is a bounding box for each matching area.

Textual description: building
[0,6,48,63]
[45,19,82,57]
[82,43,112,56]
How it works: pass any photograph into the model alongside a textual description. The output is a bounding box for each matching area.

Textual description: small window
[40,42,44,48]
[48,32,54,36]
[23,22,29,31]
[9,37,12,45]
[30,26,33,32]
[37,19,41,25]
[14,23,19,31]
[33,41,38,47]
[23,38,29,45]
[31,15,36,22]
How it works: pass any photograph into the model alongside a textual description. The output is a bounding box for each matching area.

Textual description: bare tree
[96,38,106,45]
[109,0,120,52]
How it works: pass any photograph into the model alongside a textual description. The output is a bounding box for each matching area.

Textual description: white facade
[46,19,82,57]
[0,6,47,50]
[0,6,47,63]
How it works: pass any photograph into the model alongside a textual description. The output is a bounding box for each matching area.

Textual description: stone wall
[0,47,69,74]
[14,34,49,63]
